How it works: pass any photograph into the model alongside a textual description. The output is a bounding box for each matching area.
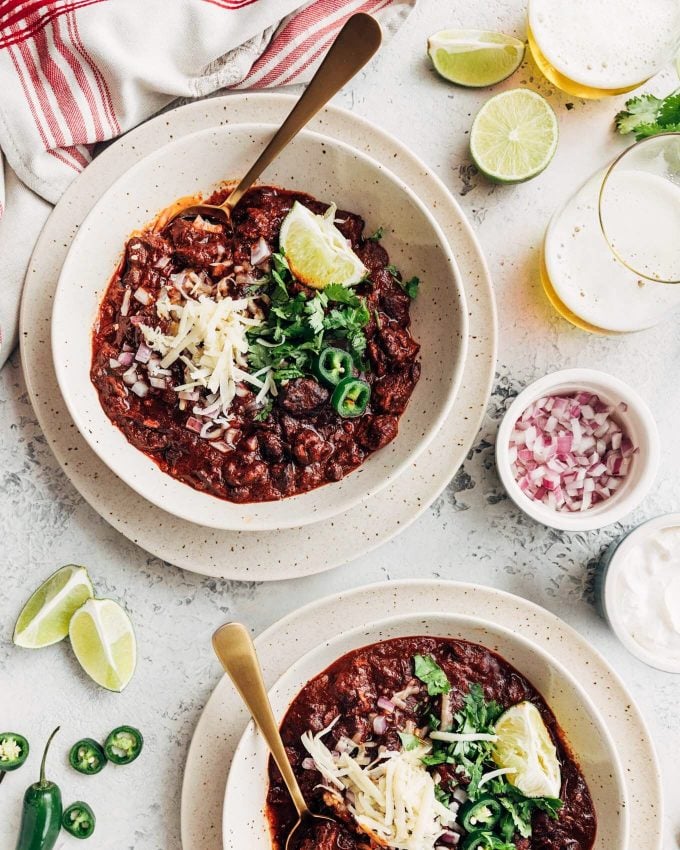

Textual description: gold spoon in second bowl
[212,622,336,850]
[168,13,382,227]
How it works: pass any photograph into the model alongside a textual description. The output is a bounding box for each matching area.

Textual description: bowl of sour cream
[597,513,680,673]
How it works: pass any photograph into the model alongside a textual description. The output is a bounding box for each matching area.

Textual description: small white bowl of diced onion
[495,369,660,531]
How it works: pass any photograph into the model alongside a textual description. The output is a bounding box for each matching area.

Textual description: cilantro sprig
[247,251,370,382]
[615,89,680,140]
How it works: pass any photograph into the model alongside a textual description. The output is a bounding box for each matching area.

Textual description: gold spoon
[212,622,336,850]
[169,13,382,226]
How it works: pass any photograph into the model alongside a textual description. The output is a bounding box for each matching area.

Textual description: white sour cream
[612,525,680,668]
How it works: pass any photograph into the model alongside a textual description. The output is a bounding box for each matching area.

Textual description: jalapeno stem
[40,727,60,787]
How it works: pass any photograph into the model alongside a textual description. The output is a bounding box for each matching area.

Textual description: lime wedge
[69,598,137,692]
[13,565,94,648]
[470,88,558,184]
[279,201,367,290]
[428,29,525,87]
[492,701,561,798]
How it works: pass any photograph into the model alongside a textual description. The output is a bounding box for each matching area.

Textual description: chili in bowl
[52,125,468,531]
[223,612,628,850]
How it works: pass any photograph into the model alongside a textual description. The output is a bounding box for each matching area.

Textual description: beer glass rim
[598,131,680,285]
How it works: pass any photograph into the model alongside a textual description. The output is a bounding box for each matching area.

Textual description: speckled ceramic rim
[223,610,628,849]
[19,92,497,580]
[495,368,660,531]
[599,513,680,674]
[51,124,468,532]
[180,580,662,850]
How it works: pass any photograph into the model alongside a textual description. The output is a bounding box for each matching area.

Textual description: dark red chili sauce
[90,186,420,503]
[267,637,597,850]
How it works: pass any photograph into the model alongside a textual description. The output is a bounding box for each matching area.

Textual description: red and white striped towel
[0,0,415,367]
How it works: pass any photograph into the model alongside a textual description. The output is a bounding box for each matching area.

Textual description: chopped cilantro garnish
[398,731,422,751]
[254,400,273,422]
[413,654,451,696]
[368,225,385,241]
[419,681,563,846]
[403,276,420,298]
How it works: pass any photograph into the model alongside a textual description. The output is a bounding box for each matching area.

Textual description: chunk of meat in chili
[278,378,330,417]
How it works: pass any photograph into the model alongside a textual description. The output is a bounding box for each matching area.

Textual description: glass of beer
[541,133,680,334]
[528,0,680,99]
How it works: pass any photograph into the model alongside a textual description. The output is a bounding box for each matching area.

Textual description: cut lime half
[279,201,367,290]
[492,701,561,798]
[428,29,525,87]
[470,88,558,184]
[13,565,94,648]
[69,598,137,692]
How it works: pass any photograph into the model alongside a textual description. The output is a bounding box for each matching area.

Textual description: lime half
[13,565,94,649]
[279,201,367,290]
[69,598,137,692]
[492,701,561,798]
[470,88,558,183]
[428,29,525,87]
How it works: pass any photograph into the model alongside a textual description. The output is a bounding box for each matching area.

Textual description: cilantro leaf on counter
[615,90,680,140]
[413,654,451,696]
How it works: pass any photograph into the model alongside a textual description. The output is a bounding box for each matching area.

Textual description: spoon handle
[225,12,382,211]
[212,622,309,817]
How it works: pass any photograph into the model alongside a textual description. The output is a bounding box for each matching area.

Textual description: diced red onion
[185,417,203,433]
[133,286,152,306]
[120,289,132,317]
[508,392,636,513]
[211,441,230,454]
[135,342,152,364]
[130,380,149,398]
[117,351,134,366]
[149,376,167,389]
[377,696,395,714]
[372,715,388,736]
[301,758,316,771]
[178,390,200,402]
[438,832,460,846]
[129,315,144,326]
[154,256,171,270]
[250,236,272,266]
[122,366,138,386]
[109,358,120,369]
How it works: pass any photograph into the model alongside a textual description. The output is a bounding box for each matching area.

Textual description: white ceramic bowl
[495,368,660,531]
[52,125,468,531]
[597,513,680,674]
[223,612,628,850]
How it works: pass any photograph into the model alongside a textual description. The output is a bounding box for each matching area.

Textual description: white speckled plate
[224,612,628,850]
[20,92,496,578]
[52,125,467,531]
[181,580,661,850]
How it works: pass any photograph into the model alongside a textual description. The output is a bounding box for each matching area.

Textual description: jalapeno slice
[460,830,503,850]
[459,796,502,832]
[331,377,370,418]
[0,732,29,772]
[104,726,143,765]
[69,738,107,775]
[62,801,96,839]
[314,346,354,387]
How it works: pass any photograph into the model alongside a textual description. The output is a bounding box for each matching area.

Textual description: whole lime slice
[279,201,367,290]
[492,701,561,798]
[470,88,558,184]
[428,29,525,87]
[69,598,137,692]
[13,565,94,648]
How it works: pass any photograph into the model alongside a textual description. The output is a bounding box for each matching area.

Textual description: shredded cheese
[301,722,458,850]
[139,289,266,416]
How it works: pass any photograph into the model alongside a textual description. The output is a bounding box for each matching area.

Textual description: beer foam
[529,0,680,90]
